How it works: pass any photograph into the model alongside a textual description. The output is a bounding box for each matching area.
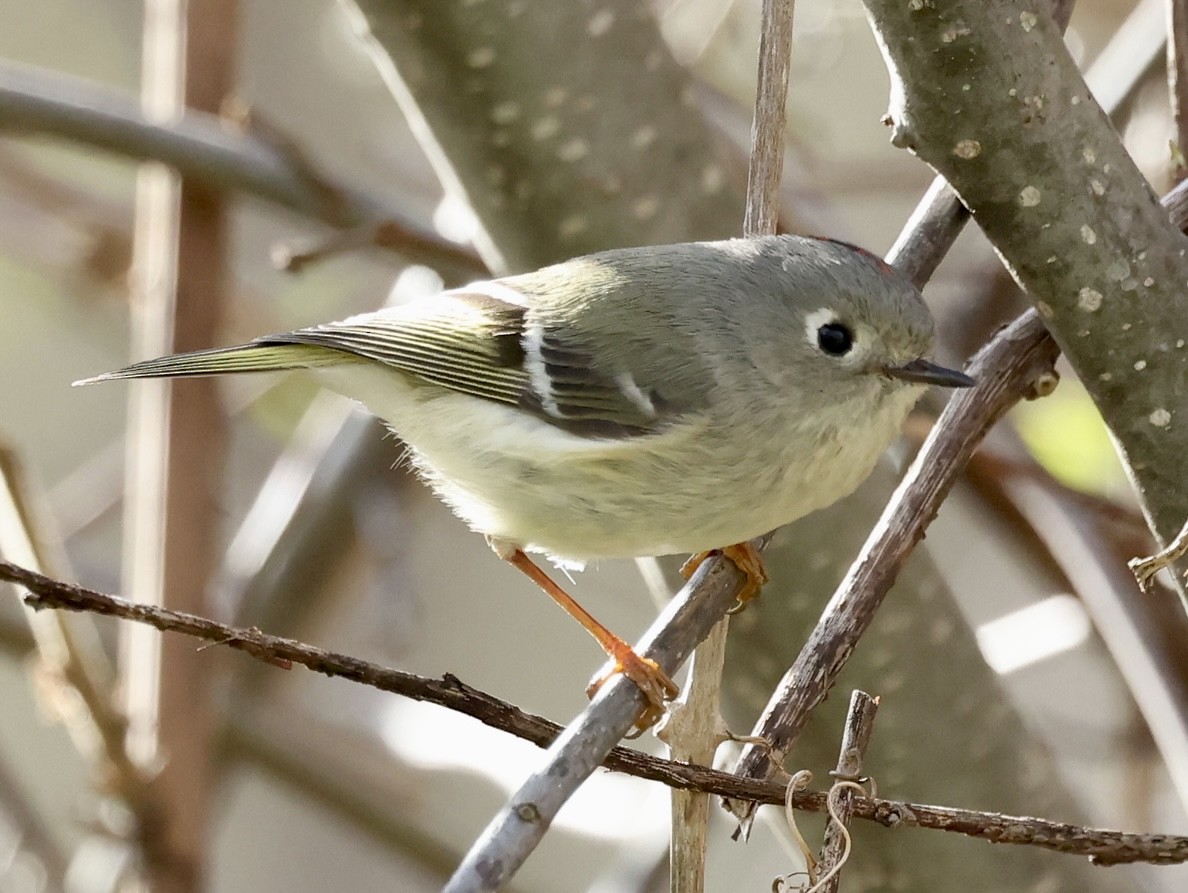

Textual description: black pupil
[817,322,854,356]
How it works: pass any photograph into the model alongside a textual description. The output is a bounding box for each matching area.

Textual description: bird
[76,234,973,724]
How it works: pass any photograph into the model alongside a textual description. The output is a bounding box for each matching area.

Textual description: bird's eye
[817,322,854,356]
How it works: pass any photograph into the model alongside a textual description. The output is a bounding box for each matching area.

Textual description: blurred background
[1,0,1187,890]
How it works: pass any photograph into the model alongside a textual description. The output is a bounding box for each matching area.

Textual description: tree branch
[816,691,879,893]
[865,0,1188,609]
[5,557,1188,867]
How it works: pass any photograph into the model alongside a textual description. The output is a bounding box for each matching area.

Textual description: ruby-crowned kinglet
[77,235,972,716]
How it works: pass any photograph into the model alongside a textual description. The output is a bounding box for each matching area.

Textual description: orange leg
[681,541,769,607]
[496,543,678,728]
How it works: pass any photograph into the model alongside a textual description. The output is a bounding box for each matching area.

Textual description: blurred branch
[222,708,462,880]
[0,449,152,821]
[344,0,749,273]
[0,58,483,277]
[0,754,68,890]
[116,4,241,889]
[5,557,1188,866]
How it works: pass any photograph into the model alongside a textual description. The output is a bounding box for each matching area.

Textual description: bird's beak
[884,358,975,389]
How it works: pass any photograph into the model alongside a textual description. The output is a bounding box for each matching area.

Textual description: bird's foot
[681,541,769,610]
[586,644,679,735]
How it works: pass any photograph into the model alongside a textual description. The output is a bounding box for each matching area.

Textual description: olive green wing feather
[76,285,680,437]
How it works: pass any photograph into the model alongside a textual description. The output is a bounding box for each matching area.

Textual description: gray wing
[272,287,675,437]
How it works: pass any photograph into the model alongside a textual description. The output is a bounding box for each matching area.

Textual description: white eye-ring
[804,307,855,357]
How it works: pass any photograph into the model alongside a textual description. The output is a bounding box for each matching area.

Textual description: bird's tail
[73,342,356,386]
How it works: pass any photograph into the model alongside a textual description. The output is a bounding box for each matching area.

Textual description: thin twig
[0,753,69,889]
[817,691,879,893]
[7,558,1188,866]
[658,618,731,893]
[743,0,796,236]
[1169,0,1188,181]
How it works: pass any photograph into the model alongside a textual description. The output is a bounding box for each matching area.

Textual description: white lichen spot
[908,0,924,9]
[1138,250,1147,260]
[953,139,981,159]
[701,164,725,194]
[631,125,658,149]
[940,24,971,43]
[1090,179,1105,196]
[1144,277,1155,287]
[1134,359,1148,371]
[1103,163,1111,173]
[1008,88,1018,97]
[1080,225,1096,245]
[1099,371,1112,382]
[1178,339,1186,348]
[962,83,971,92]
[1083,146,1096,164]
[1121,322,1132,331]
[1020,10,1038,30]
[1019,185,1041,207]
[1036,300,1054,318]
[587,9,615,36]
[557,137,589,162]
[530,116,561,140]
[467,46,497,68]
[1046,256,1058,264]
[632,195,661,220]
[489,101,520,124]
[1071,95,1081,105]
[1150,408,1172,428]
[558,214,588,238]
[1077,287,1103,311]
[543,86,569,108]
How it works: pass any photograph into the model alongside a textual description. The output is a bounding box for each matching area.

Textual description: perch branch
[5,558,1188,866]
